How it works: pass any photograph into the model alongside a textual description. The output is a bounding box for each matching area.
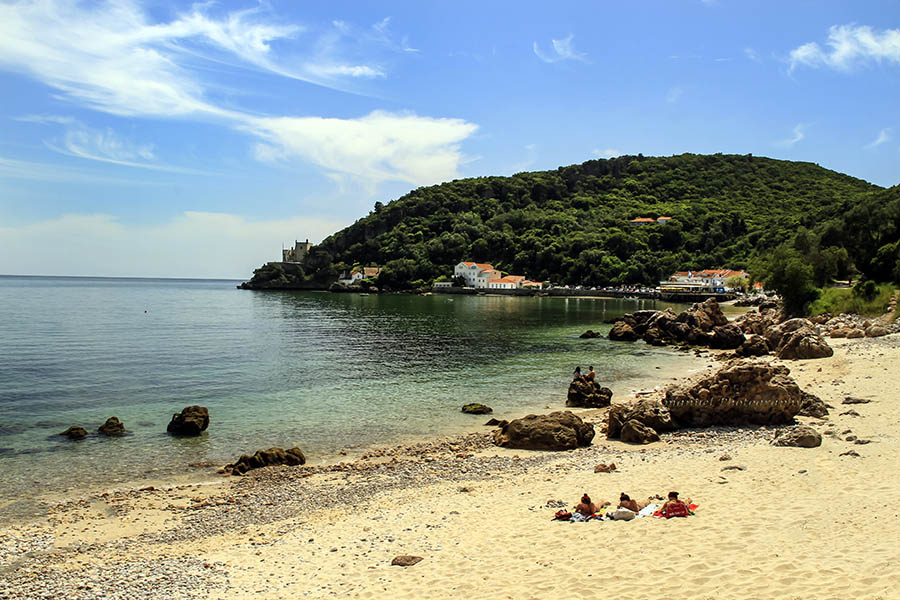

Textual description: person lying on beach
[574,493,608,516]
[617,493,647,513]
[659,491,692,518]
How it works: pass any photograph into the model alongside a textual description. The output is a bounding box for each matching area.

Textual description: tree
[752,245,820,316]
[725,275,749,292]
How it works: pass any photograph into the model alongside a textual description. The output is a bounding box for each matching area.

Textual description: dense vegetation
[245,153,900,298]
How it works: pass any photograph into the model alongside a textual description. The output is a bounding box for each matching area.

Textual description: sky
[1,0,898,278]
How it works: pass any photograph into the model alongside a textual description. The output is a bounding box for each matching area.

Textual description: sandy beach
[1,333,898,600]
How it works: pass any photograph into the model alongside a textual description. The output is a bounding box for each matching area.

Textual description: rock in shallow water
[60,425,88,440]
[167,406,209,436]
[461,403,492,414]
[98,416,126,436]
[224,447,306,475]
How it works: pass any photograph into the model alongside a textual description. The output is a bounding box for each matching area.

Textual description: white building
[454,262,501,289]
[338,266,382,286]
[487,275,525,289]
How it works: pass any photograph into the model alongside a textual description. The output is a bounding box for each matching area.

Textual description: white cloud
[0,1,476,188]
[866,128,892,148]
[533,34,589,63]
[744,47,761,62]
[0,155,167,185]
[0,212,346,279]
[776,123,807,146]
[592,148,622,158]
[789,24,900,73]
[666,86,684,103]
[244,110,478,186]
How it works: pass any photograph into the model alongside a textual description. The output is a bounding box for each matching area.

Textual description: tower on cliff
[282,239,313,263]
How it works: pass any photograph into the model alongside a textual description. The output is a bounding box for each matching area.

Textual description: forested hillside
[246,153,898,290]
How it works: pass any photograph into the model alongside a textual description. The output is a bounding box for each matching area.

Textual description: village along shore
[1,301,898,599]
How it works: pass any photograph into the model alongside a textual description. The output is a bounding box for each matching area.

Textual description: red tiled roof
[461,261,495,270]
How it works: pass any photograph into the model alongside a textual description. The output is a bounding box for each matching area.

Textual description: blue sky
[1,0,898,278]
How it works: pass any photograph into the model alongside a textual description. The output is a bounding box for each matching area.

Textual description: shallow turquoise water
[0,276,700,520]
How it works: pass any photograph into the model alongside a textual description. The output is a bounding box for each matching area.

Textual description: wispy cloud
[533,34,589,64]
[0,1,476,188]
[666,86,684,103]
[592,148,622,159]
[744,47,761,62]
[0,155,168,185]
[245,110,478,187]
[789,24,900,73]
[865,128,892,148]
[776,123,807,146]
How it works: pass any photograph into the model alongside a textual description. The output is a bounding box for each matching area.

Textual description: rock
[606,399,674,440]
[709,322,746,350]
[484,418,508,427]
[579,330,601,339]
[619,420,660,444]
[721,465,746,471]
[493,411,594,450]
[772,425,822,448]
[839,450,861,457]
[810,313,832,325]
[391,555,423,567]
[798,391,829,418]
[664,361,802,426]
[735,334,769,357]
[566,380,613,408]
[763,318,833,359]
[461,403,492,414]
[594,462,617,473]
[224,447,306,475]
[829,327,851,338]
[865,325,888,338]
[737,311,777,337]
[608,321,638,341]
[839,409,861,417]
[718,454,732,461]
[97,417,126,436]
[59,425,88,440]
[846,328,865,339]
[167,406,210,436]
[842,397,871,405]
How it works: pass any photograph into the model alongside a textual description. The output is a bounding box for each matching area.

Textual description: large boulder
[60,425,87,440]
[736,311,777,337]
[735,335,769,357]
[772,426,822,448]
[606,399,675,440]
[224,447,306,475]
[608,321,638,341]
[776,326,834,360]
[709,323,746,350]
[846,328,865,339]
[764,318,811,350]
[461,403,492,414]
[865,325,888,338]
[98,417,125,436]
[167,406,210,436]
[664,361,803,426]
[619,420,660,444]
[493,411,594,450]
[566,380,613,408]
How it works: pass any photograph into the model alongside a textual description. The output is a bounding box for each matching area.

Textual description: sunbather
[617,493,647,513]
[574,493,607,516]
[659,491,691,518]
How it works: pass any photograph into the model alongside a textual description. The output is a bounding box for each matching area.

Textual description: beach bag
[554,510,573,521]
[611,507,636,521]
[664,502,690,518]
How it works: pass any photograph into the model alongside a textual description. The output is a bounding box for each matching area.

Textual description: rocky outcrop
[822,313,900,338]
[735,334,769,357]
[608,299,744,349]
[619,420,660,444]
[764,319,833,359]
[461,403,492,414]
[167,406,210,436]
[798,391,829,419]
[772,425,822,448]
[566,380,613,408]
[606,399,675,443]
[493,411,594,450]
[579,330,601,339]
[98,417,125,436]
[663,361,803,426]
[60,426,87,440]
[223,447,306,475]
[736,310,778,337]
[608,321,638,341]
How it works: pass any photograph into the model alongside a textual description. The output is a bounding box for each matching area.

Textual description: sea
[0,275,706,523]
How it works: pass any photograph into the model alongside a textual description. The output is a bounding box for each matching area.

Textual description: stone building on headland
[282,239,313,263]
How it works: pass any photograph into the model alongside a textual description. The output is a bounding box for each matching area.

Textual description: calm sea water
[0,276,702,521]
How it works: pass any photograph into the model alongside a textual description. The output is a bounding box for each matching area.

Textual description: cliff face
[239,262,318,290]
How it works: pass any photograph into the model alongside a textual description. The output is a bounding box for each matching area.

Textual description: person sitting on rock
[584,366,596,383]
[659,491,691,518]
[573,366,586,383]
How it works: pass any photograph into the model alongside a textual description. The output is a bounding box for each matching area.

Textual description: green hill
[245,153,896,290]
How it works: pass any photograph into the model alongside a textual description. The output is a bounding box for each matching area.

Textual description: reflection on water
[0,277,698,521]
